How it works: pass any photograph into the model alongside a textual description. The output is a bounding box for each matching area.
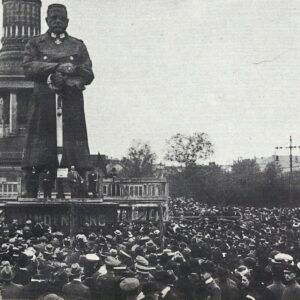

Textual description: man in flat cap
[93,256,122,300]
[22,4,94,196]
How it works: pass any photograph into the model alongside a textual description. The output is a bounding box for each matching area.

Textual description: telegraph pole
[275,136,300,203]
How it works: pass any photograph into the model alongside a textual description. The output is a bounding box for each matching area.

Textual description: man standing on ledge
[22,4,94,197]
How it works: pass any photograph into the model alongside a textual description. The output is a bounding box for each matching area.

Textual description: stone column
[9,91,17,134]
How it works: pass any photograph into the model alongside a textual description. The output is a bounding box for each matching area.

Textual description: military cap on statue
[47,3,67,14]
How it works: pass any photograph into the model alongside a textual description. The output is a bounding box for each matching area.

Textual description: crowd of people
[0,199,300,299]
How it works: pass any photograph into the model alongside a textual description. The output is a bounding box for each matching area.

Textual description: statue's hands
[51,72,64,89]
[56,63,76,74]
[64,77,85,91]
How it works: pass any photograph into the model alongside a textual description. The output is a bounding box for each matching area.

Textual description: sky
[6,0,300,164]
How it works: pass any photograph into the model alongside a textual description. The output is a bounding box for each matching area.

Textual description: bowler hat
[70,263,82,276]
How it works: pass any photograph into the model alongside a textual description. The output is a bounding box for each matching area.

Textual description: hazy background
[7,0,300,164]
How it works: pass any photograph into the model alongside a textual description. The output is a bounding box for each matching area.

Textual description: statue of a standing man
[22,4,94,197]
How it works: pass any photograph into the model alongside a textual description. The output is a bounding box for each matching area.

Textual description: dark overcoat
[62,280,91,300]
[22,31,94,171]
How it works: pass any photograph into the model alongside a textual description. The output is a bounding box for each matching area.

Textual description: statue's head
[46,4,69,35]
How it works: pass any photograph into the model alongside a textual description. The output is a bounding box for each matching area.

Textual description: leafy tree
[120,140,156,178]
[229,159,263,205]
[261,162,286,206]
[168,163,228,204]
[165,132,214,167]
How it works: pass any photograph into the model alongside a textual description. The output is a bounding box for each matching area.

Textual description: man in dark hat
[119,278,141,300]
[62,263,91,300]
[281,262,300,300]
[22,261,59,299]
[0,265,24,300]
[22,3,94,193]
[153,270,180,300]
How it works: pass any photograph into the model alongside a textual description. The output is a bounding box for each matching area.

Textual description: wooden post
[158,203,165,250]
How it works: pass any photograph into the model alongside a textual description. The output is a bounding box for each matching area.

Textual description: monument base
[4,198,118,234]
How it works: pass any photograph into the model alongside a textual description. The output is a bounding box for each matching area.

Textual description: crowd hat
[88,233,97,240]
[44,244,54,255]
[23,248,36,260]
[105,256,121,267]
[86,253,100,262]
[1,261,10,267]
[234,265,250,277]
[136,255,149,266]
[120,278,140,292]
[44,294,64,300]
[136,264,155,274]
[0,243,9,254]
[105,235,113,241]
[70,263,82,276]
[271,253,294,266]
[52,231,64,239]
[114,230,122,236]
[0,265,15,282]
[109,249,118,257]
[140,236,151,243]
[53,250,67,261]
[76,234,87,243]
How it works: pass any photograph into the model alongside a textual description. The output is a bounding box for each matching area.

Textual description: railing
[0,182,19,198]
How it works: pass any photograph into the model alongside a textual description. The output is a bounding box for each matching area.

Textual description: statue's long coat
[22,31,94,171]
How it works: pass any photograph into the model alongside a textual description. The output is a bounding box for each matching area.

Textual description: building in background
[256,155,300,173]
[0,0,41,198]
